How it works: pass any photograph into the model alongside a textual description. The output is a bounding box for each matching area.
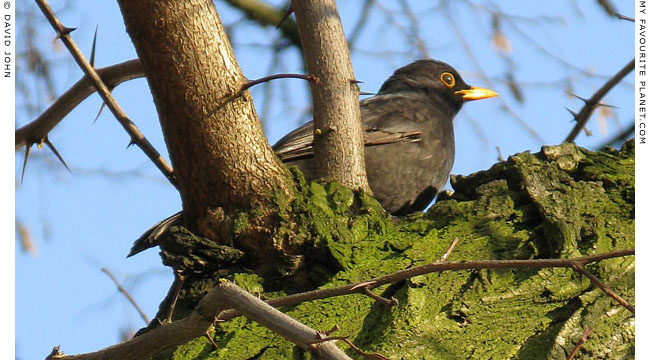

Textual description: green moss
[232,212,249,235]
[159,142,634,360]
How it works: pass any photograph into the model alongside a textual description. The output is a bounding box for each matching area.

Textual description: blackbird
[128,59,497,257]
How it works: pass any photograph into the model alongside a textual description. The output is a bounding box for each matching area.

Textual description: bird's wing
[272,121,316,162]
[273,94,427,162]
[360,94,426,146]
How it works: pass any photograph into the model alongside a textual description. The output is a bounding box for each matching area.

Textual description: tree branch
[34,0,176,186]
[46,249,633,359]
[564,59,634,143]
[217,249,635,321]
[292,0,371,192]
[48,281,352,360]
[15,59,143,150]
[224,0,301,49]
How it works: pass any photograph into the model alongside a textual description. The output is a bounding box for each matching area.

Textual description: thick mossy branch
[157,142,634,360]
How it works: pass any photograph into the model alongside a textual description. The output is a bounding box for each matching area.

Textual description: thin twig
[101,268,149,324]
[566,327,593,360]
[236,73,319,98]
[342,338,389,360]
[572,264,634,314]
[617,14,634,22]
[443,6,544,144]
[15,59,143,149]
[564,59,635,143]
[166,272,186,323]
[50,249,633,360]
[439,237,460,262]
[203,330,219,350]
[362,287,397,306]
[34,0,176,187]
[597,122,634,150]
[217,249,634,322]
[347,0,374,49]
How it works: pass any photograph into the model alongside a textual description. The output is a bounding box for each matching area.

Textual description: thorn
[567,92,588,103]
[21,144,32,183]
[90,25,98,67]
[276,5,293,29]
[93,102,107,124]
[126,140,137,148]
[55,26,77,40]
[350,79,364,84]
[565,107,578,120]
[93,104,106,124]
[61,26,76,35]
[597,102,619,109]
[350,281,377,291]
[359,91,375,96]
[43,137,71,172]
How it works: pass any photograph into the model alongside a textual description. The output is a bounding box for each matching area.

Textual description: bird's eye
[440,72,455,88]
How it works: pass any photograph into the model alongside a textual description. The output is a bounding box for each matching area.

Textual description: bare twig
[439,237,460,262]
[15,59,143,149]
[233,73,319,100]
[362,287,397,306]
[495,146,505,162]
[564,59,634,143]
[617,14,634,22]
[597,122,634,150]
[48,250,632,360]
[342,338,389,360]
[566,327,592,360]
[48,282,230,360]
[347,0,374,49]
[215,281,353,360]
[101,268,149,324]
[223,0,301,48]
[166,271,186,323]
[397,0,429,57]
[572,264,634,314]
[217,249,634,322]
[34,0,176,187]
[443,6,544,144]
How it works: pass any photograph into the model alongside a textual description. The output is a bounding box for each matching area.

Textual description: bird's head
[377,59,498,111]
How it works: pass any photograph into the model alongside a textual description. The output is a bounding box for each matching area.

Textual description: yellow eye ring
[440,72,455,88]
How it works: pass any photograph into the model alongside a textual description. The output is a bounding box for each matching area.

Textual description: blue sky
[15,1,633,358]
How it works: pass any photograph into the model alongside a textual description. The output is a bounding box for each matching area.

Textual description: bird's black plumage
[128,59,496,257]
[273,59,493,214]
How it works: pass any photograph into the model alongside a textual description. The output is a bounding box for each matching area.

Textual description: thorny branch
[33,0,176,186]
[564,59,634,143]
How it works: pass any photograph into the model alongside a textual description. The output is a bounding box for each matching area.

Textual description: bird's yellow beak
[455,86,498,101]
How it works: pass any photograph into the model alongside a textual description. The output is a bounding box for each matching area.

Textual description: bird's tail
[127,211,182,257]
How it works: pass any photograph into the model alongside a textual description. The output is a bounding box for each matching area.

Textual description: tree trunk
[292,0,370,192]
[153,141,634,359]
[116,0,292,231]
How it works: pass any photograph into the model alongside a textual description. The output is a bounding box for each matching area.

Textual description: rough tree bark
[154,141,634,360]
[70,1,632,359]
[292,0,370,192]
[116,0,292,229]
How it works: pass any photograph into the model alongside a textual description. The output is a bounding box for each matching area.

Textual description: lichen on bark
[155,141,634,360]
